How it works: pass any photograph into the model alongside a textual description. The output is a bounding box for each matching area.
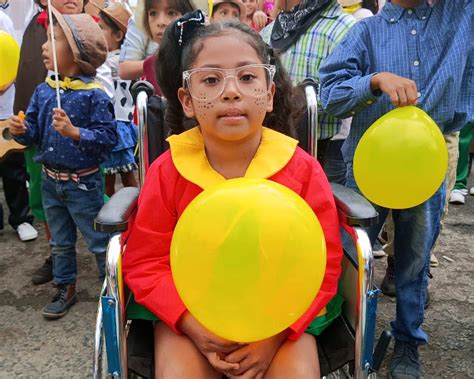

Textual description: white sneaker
[470,187,474,196]
[17,222,39,241]
[449,189,465,204]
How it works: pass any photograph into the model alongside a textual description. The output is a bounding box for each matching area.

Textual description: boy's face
[212,3,240,22]
[98,19,123,52]
[241,0,257,18]
[42,25,80,76]
[147,0,182,43]
[48,0,85,15]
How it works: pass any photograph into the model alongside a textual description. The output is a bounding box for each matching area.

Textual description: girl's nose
[221,76,241,101]
[156,13,168,26]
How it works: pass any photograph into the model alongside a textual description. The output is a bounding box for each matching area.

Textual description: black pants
[0,152,34,230]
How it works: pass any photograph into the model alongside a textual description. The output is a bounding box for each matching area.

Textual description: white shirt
[0,0,39,43]
[0,11,15,119]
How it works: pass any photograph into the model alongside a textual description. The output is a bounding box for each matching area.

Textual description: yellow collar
[167,127,298,189]
[342,4,362,13]
[45,76,105,91]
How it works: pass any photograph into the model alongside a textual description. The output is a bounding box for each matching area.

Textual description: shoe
[389,340,420,379]
[42,284,77,319]
[449,189,465,204]
[459,188,468,196]
[32,257,53,285]
[470,187,474,196]
[17,222,38,241]
[381,256,396,297]
[430,254,439,267]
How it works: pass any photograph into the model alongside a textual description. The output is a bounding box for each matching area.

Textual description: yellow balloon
[0,31,20,88]
[354,106,448,209]
[171,178,327,342]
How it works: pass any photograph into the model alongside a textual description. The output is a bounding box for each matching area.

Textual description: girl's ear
[178,87,195,118]
[266,81,275,113]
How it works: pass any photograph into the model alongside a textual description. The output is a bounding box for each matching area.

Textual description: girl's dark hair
[144,0,195,38]
[156,20,298,138]
[99,11,126,46]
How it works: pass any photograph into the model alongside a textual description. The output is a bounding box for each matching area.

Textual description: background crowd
[0,0,472,378]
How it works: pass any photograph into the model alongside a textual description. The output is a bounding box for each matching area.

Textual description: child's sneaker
[42,284,77,319]
[389,340,420,379]
[449,189,465,204]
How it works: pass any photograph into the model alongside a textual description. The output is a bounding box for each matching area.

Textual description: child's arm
[287,154,343,340]
[319,22,417,118]
[74,93,117,153]
[118,18,149,80]
[9,90,41,146]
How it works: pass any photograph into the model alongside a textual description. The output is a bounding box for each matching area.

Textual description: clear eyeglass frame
[182,64,276,101]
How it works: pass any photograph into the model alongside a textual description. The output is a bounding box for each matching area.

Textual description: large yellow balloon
[354,106,448,209]
[171,178,327,342]
[0,31,20,88]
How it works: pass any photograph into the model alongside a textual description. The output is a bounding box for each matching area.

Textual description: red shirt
[123,127,342,340]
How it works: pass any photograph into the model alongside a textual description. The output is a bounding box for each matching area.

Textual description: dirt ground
[0,179,472,378]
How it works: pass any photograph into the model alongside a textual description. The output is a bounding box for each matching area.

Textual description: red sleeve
[285,153,343,340]
[122,155,187,333]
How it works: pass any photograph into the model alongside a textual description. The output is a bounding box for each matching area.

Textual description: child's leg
[120,171,138,188]
[105,174,116,197]
[64,173,109,280]
[263,333,320,379]
[154,322,221,379]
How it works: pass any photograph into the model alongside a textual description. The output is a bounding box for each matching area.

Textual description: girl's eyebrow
[198,61,261,68]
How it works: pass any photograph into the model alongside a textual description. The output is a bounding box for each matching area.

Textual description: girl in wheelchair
[123,11,343,378]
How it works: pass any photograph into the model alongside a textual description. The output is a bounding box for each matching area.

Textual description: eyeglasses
[182,64,276,101]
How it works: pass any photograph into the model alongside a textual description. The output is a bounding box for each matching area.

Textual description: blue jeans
[42,172,109,285]
[346,163,445,345]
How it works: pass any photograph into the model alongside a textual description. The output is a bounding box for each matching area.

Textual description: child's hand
[8,112,27,136]
[252,11,268,30]
[178,312,243,374]
[52,108,80,140]
[370,72,418,107]
[223,330,289,378]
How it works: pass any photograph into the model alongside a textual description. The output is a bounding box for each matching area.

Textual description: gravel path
[0,180,472,378]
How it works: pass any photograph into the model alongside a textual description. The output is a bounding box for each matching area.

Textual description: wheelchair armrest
[94,187,140,233]
[331,183,378,227]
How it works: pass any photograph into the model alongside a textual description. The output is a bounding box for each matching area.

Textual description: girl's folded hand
[224,329,290,378]
[178,311,244,373]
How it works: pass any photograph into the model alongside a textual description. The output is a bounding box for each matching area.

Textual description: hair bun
[174,10,206,47]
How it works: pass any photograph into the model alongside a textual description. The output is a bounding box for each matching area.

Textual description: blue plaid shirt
[319,0,474,162]
[15,76,117,171]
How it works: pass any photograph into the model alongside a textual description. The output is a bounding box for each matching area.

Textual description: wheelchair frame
[92,81,388,379]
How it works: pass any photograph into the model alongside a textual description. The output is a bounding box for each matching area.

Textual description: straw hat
[212,0,247,21]
[51,7,107,76]
[89,1,132,32]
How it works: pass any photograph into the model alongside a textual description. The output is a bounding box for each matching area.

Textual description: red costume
[123,127,342,340]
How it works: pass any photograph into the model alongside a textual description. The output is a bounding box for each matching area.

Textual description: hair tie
[266,45,276,65]
[174,10,206,47]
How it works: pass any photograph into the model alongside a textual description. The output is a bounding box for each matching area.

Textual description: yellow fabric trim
[342,4,362,13]
[167,127,298,189]
[317,307,327,317]
[45,77,105,91]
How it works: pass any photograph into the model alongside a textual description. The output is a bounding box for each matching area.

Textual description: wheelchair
[92,80,391,379]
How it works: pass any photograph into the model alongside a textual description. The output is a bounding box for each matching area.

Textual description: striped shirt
[261,2,356,140]
[319,0,474,162]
